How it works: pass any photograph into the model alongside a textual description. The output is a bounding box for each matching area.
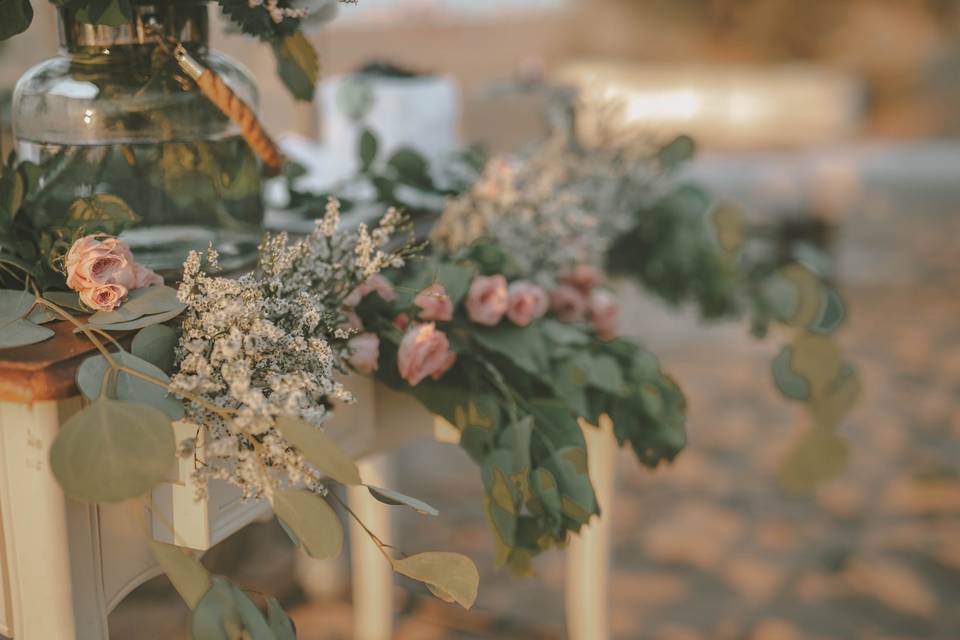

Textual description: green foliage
[0,288,54,348]
[131,324,179,372]
[0,0,33,40]
[76,350,185,420]
[148,540,212,610]
[390,552,480,610]
[191,576,275,640]
[49,399,175,503]
[275,416,362,485]
[272,488,343,560]
[367,485,439,516]
[272,32,320,101]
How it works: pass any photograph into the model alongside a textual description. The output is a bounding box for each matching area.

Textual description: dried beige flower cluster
[172,200,410,500]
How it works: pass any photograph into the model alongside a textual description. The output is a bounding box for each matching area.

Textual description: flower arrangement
[0,201,481,633]
[348,163,688,571]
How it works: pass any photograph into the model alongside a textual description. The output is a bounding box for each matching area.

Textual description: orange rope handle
[175,45,284,176]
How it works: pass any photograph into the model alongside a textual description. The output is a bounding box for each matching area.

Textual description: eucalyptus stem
[329,490,395,563]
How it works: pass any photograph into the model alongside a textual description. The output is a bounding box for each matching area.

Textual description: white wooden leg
[0,398,109,639]
[347,455,395,640]
[565,415,618,640]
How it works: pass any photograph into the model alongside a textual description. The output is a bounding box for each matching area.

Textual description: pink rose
[340,311,363,332]
[561,264,602,294]
[79,283,128,312]
[413,283,454,322]
[348,332,380,374]
[589,290,619,340]
[506,281,548,327]
[465,274,509,326]
[550,284,588,323]
[65,235,163,310]
[397,323,457,386]
[345,274,396,307]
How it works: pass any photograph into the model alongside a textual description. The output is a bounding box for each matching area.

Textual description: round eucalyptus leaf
[76,351,184,420]
[390,552,479,610]
[49,399,175,503]
[0,288,35,320]
[26,305,59,325]
[131,324,179,372]
[75,305,185,333]
[0,318,54,348]
[266,596,297,640]
[43,290,84,311]
[148,540,211,610]
[272,489,343,560]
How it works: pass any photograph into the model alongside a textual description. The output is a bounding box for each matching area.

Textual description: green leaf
[49,399,175,503]
[543,447,596,525]
[366,485,439,516]
[771,345,809,401]
[473,324,548,376]
[540,318,590,346]
[657,134,696,171]
[273,32,319,102]
[0,288,35,320]
[272,489,343,560]
[275,416,362,485]
[148,540,212,610]
[76,351,184,420]
[0,0,33,41]
[89,286,183,325]
[191,577,275,640]
[335,76,374,121]
[387,147,433,190]
[435,263,475,306]
[359,129,378,173]
[131,324,178,373]
[780,426,849,494]
[75,305,186,333]
[390,552,479,610]
[0,162,26,217]
[65,193,138,233]
[0,318,54,348]
[43,290,83,311]
[26,305,58,324]
[266,597,296,640]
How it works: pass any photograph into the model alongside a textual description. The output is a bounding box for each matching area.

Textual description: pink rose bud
[79,283,128,312]
[506,280,549,327]
[345,273,396,307]
[550,284,588,323]
[589,289,620,341]
[413,283,454,322]
[397,322,457,386]
[348,332,380,374]
[340,311,364,332]
[561,264,603,294]
[465,274,509,326]
[392,313,410,331]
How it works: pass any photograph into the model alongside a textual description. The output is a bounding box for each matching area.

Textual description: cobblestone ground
[110,186,960,639]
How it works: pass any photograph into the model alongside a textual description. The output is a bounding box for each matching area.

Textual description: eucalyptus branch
[328,490,395,563]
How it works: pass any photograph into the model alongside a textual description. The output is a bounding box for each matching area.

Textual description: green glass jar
[12,1,264,273]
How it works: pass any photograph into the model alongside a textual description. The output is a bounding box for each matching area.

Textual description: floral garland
[0,200,481,633]
[347,160,688,572]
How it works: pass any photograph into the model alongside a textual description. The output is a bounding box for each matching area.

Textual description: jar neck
[58,2,209,54]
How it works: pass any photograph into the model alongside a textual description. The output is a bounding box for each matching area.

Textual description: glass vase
[12,1,264,273]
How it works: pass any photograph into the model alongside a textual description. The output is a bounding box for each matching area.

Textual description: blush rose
[65,234,163,311]
[348,332,380,374]
[506,280,548,327]
[413,283,454,322]
[550,284,588,323]
[465,274,509,326]
[397,323,457,386]
[589,289,620,340]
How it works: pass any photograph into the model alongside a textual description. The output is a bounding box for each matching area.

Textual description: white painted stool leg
[0,399,109,639]
[565,415,618,640]
[347,454,395,640]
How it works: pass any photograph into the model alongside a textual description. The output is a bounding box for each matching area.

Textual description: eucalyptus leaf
[26,305,58,324]
[390,552,479,610]
[780,426,849,494]
[148,540,212,610]
[0,0,33,41]
[89,286,183,325]
[275,416,362,485]
[266,597,297,640]
[657,134,696,171]
[272,489,343,560]
[359,129,378,173]
[366,485,439,516]
[0,288,35,319]
[43,290,84,311]
[131,324,178,372]
[0,318,54,348]
[66,193,137,231]
[75,305,185,333]
[190,577,274,640]
[472,324,548,376]
[49,399,175,503]
[76,351,184,420]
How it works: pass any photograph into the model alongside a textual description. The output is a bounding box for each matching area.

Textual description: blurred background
[4,1,960,638]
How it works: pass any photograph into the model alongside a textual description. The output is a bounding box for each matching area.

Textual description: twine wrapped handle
[174,44,284,177]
